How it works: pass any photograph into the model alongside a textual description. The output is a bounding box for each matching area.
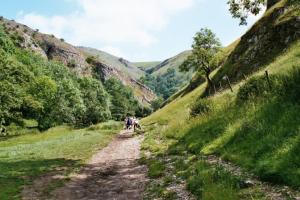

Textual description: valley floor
[21,129,147,200]
[50,130,147,200]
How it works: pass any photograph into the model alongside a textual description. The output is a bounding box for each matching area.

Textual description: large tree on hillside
[180,28,221,89]
[228,0,280,25]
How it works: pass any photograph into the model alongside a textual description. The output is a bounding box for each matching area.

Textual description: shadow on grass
[167,97,300,188]
[0,158,81,200]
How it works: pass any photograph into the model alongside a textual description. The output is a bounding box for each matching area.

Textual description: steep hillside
[213,0,300,87]
[79,47,145,79]
[133,61,161,72]
[141,0,300,199]
[0,17,156,106]
[139,50,194,100]
[149,50,192,75]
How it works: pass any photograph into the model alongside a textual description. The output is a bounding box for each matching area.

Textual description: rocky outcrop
[91,59,156,104]
[214,1,300,84]
[0,18,156,105]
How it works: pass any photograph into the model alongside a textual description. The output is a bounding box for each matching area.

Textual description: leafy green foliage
[150,97,164,111]
[228,0,266,25]
[104,78,139,120]
[190,98,212,117]
[140,68,184,100]
[0,26,114,131]
[79,77,111,125]
[180,28,221,88]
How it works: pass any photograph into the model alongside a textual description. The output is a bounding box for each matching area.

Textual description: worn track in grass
[23,130,147,200]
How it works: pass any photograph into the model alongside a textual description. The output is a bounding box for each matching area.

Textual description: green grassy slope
[0,121,122,200]
[141,1,300,196]
[213,0,300,85]
[133,61,161,71]
[138,51,194,100]
[150,50,192,75]
[79,47,145,79]
[163,39,240,105]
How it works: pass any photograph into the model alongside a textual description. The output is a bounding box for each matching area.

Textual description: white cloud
[18,0,196,49]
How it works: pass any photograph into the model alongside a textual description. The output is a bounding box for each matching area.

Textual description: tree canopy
[227,0,280,25]
[0,25,141,131]
[180,28,221,88]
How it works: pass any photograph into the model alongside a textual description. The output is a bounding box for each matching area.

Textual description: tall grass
[141,40,300,198]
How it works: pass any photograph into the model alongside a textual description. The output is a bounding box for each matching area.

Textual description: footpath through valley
[52,130,147,200]
[23,130,147,200]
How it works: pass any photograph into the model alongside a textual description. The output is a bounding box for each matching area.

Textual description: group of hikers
[124,116,141,131]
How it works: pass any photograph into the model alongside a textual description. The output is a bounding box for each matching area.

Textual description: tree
[228,0,280,25]
[180,28,221,89]
[104,78,139,121]
[79,77,110,125]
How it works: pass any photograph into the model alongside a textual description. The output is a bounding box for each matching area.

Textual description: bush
[86,56,96,64]
[236,76,273,102]
[190,98,212,117]
[237,67,300,104]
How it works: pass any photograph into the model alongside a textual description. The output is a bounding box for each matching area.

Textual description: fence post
[265,70,272,90]
[226,76,233,92]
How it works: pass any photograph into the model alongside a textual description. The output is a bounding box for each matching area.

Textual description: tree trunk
[205,72,213,90]
[267,0,280,9]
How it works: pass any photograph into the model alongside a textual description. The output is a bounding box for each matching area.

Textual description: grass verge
[0,121,122,200]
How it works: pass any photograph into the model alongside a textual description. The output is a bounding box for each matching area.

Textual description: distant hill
[138,50,194,100]
[149,50,192,75]
[79,47,145,79]
[0,18,156,105]
[133,61,161,72]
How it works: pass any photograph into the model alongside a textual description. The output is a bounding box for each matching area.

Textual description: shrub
[86,56,96,64]
[237,67,300,104]
[190,98,212,117]
[237,75,274,102]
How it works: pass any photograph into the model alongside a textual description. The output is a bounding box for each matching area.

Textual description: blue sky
[0,0,262,62]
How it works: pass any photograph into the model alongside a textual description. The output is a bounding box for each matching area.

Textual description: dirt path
[35,130,146,200]
[50,130,147,200]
